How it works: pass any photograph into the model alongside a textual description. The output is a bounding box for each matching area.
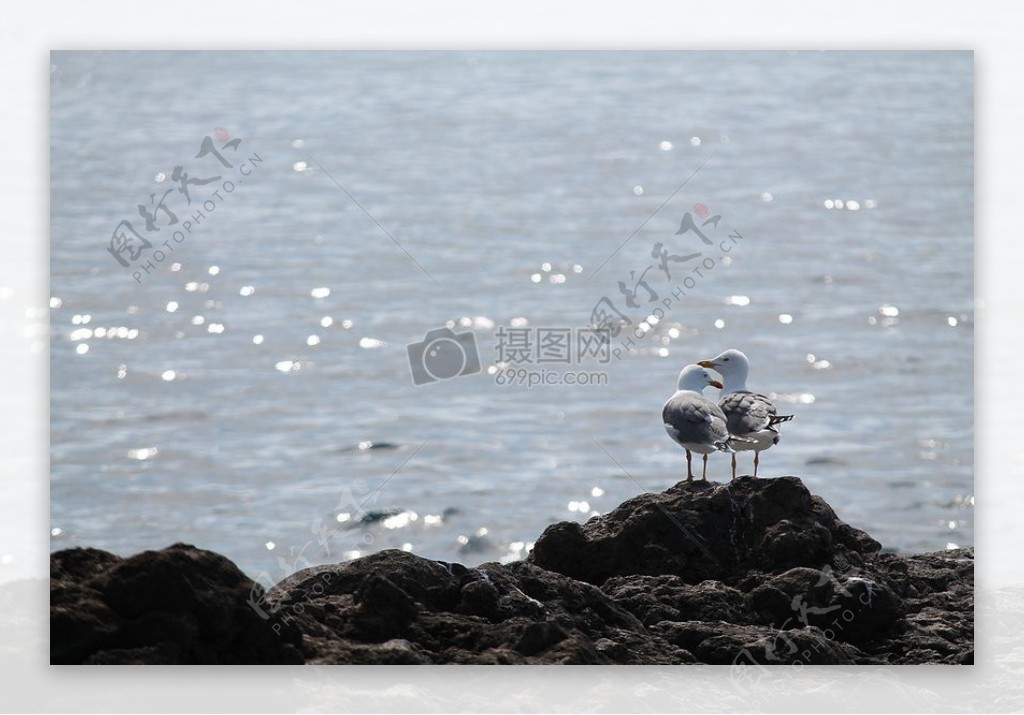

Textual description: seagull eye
[723,357,729,362]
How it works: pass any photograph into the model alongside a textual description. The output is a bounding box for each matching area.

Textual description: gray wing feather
[719,391,779,435]
[663,393,731,447]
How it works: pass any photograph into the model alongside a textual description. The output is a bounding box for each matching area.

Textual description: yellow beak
[697,360,717,369]
[709,379,724,389]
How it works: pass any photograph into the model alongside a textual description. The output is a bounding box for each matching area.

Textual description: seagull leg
[702,454,708,481]
[754,451,760,478]
[686,450,693,481]
[731,453,737,480]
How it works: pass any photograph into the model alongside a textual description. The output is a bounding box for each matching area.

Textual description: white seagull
[662,364,741,482]
[698,349,794,479]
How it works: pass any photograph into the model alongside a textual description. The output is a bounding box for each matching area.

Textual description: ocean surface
[50,51,974,585]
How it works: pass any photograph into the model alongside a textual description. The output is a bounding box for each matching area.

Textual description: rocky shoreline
[50,476,973,664]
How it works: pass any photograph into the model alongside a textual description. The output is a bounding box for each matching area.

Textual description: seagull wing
[720,391,780,436]
[663,392,731,449]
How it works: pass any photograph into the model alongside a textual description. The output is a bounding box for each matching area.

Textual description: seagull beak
[697,360,717,369]
[709,379,724,389]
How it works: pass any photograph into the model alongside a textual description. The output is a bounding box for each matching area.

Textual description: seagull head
[698,348,750,388]
[677,363,723,393]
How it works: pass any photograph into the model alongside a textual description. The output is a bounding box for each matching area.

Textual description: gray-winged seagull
[662,364,739,482]
[698,348,794,479]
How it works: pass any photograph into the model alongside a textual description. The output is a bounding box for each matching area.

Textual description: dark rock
[867,549,974,664]
[456,577,503,621]
[602,575,754,627]
[652,619,872,665]
[515,620,568,656]
[748,566,903,644]
[50,477,972,665]
[260,551,686,664]
[50,543,304,664]
[529,477,880,585]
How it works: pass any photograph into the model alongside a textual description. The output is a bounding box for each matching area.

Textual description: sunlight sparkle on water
[383,511,418,529]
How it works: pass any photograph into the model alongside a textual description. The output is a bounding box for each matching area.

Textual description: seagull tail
[769,414,795,427]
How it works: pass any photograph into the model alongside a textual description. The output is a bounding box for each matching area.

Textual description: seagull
[698,349,794,479]
[662,364,740,482]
